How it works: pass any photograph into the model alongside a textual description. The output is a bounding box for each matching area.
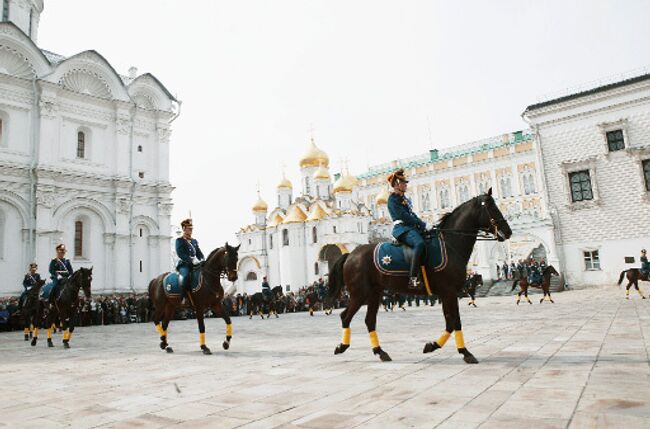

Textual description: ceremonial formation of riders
[9,167,648,362]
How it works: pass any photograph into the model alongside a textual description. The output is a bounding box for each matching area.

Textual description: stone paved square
[2,286,649,428]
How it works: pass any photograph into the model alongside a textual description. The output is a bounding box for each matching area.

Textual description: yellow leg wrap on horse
[47,328,52,339]
[33,328,39,338]
[68,331,72,340]
[369,331,380,348]
[62,331,68,341]
[24,328,29,335]
[226,324,233,337]
[199,333,206,346]
[455,330,465,349]
[155,324,164,336]
[638,289,644,297]
[437,331,451,347]
[342,328,351,345]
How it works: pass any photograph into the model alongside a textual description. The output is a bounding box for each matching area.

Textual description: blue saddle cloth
[39,283,55,300]
[163,269,202,297]
[374,231,448,276]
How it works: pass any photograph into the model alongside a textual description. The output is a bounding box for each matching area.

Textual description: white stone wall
[525,78,650,286]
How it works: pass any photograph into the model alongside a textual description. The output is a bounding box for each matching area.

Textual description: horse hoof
[63,342,70,349]
[550,300,555,303]
[47,339,54,348]
[516,301,520,305]
[201,346,212,355]
[423,342,440,354]
[334,343,349,355]
[160,342,168,350]
[540,299,544,304]
[463,354,479,364]
[373,347,392,362]
[222,341,230,350]
[166,347,174,353]
[31,338,37,347]
[24,335,29,341]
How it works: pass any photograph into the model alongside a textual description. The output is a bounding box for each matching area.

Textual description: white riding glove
[57,274,62,280]
[192,257,200,265]
[425,222,434,231]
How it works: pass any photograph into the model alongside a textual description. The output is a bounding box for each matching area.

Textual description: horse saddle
[374,231,448,277]
[163,267,202,297]
[39,283,55,301]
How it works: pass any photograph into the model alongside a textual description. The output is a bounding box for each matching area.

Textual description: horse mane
[205,246,224,263]
[437,197,478,228]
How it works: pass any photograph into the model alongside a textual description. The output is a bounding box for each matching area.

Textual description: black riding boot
[409,247,424,289]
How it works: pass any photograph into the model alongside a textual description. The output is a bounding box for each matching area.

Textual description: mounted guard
[640,249,649,278]
[49,244,73,297]
[176,218,205,296]
[386,169,433,289]
[19,263,41,310]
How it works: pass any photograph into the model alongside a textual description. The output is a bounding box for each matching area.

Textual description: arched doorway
[318,244,346,276]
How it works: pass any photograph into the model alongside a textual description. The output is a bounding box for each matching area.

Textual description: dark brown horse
[21,279,46,345]
[617,269,648,299]
[45,267,93,348]
[328,189,512,363]
[511,265,560,304]
[148,243,239,354]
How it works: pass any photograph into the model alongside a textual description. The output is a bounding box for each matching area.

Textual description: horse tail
[328,253,350,299]
[617,270,628,285]
[511,279,518,292]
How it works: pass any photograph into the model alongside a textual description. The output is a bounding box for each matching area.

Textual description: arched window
[312,226,317,244]
[246,271,257,281]
[440,188,450,209]
[282,229,289,246]
[269,234,273,249]
[314,262,319,275]
[77,131,86,158]
[74,220,83,257]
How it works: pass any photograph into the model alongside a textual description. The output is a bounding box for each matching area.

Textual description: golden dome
[299,138,329,169]
[333,173,358,194]
[282,205,307,224]
[277,175,293,190]
[267,213,284,227]
[375,187,389,205]
[306,204,328,221]
[313,163,330,180]
[252,192,268,213]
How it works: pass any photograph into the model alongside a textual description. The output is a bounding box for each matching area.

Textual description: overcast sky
[39,0,650,252]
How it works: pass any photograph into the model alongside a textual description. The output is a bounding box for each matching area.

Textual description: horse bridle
[480,200,507,241]
[437,199,507,241]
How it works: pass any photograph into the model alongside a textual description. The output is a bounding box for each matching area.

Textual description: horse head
[223,242,240,282]
[544,265,559,277]
[477,189,512,241]
[78,267,93,299]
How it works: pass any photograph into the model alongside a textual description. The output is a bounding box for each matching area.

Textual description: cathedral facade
[0,1,178,295]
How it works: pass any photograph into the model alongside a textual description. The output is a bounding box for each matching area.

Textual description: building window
[77,131,85,158]
[457,183,470,203]
[569,170,593,202]
[246,271,257,281]
[499,176,512,198]
[606,129,625,152]
[522,172,536,195]
[333,225,337,234]
[248,238,252,246]
[139,260,143,273]
[74,220,83,257]
[139,228,143,237]
[138,172,144,179]
[137,145,143,152]
[439,188,450,210]
[312,226,317,244]
[314,262,319,275]
[0,117,4,146]
[584,250,600,270]
[643,160,650,191]
[282,229,289,246]
[2,0,9,22]
[269,234,273,249]
[28,9,32,36]
[285,285,290,292]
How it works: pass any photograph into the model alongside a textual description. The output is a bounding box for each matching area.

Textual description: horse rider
[49,244,73,298]
[19,263,41,310]
[317,277,327,299]
[261,276,271,299]
[516,260,525,280]
[387,168,433,289]
[528,260,542,285]
[176,218,205,295]
[640,249,649,278]
[540,258,547,271]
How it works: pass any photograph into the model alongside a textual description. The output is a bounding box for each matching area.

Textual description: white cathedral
[0,1,178,295]
[236,138,383,294]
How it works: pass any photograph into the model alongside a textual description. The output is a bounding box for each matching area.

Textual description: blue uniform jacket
[176,237,205,268]
[641,256,649,272]
[49,258,73,281]
[387,192,427,240]
[23,273,42,290]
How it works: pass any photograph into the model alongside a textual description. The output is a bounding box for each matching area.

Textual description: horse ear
[90,266,93,272]
[235,244,241,251]
[487,187,492,196]
[225,242,229,250]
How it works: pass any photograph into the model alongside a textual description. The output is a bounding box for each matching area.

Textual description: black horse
[21,279,46,345]
[462,273,483,307]
[305,286,333,316]
[248,286,283,319]
[44,267,93,348]
[617,268,648,299]
[328,189,511,363]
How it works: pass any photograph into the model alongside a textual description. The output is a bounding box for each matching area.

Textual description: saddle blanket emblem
[163,272,202,296]
[39,282,55,300]
[373,232,448,276]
